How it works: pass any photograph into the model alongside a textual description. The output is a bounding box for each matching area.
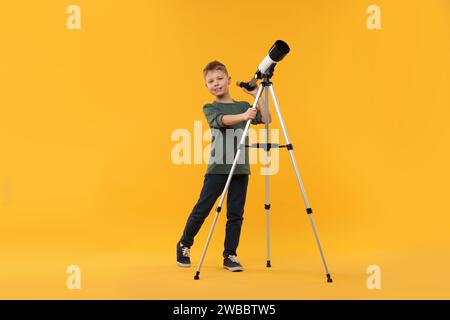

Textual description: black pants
[180,173,249,257]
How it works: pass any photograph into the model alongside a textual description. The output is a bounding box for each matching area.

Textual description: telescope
[195,39,334,283]
[237,40,290,91]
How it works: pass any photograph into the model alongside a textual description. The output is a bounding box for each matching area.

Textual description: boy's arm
[203,105,251,128]
[203,104,228,128]
[222,114,244,126]
[254,95,272,124]
[242,87,272,124]
[223,107,259,126]
[220,101,271,126]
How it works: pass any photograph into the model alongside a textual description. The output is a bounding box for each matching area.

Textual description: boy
[177,60,271,272]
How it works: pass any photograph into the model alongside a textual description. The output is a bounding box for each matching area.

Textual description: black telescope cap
[268,40,290,62]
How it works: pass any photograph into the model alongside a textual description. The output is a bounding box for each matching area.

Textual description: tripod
[194,72,333,283]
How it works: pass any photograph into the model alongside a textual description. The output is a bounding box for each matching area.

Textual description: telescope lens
[268,40,290,62]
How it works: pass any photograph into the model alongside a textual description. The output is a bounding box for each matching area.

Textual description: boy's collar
[213,99,237,104]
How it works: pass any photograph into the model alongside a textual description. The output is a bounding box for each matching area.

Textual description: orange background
[0,0,449,299]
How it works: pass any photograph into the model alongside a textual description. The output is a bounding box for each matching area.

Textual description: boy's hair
[203,60,228,78]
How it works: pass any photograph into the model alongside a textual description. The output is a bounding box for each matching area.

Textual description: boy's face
[205,69,231,98]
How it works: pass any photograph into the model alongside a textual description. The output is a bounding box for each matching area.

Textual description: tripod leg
[264,86,271,268]
[268,84,333,283]
[194,84,265,280]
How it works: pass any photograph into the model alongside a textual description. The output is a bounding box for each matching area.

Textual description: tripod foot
[194,272,200,280]
[326,274,333,283]
[266,261,271,268]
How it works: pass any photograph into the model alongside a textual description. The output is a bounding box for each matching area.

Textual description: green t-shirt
[203,100,263,175]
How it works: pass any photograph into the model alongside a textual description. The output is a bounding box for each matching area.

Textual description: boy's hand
[242,85,259,97]
[242,108,257,121]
